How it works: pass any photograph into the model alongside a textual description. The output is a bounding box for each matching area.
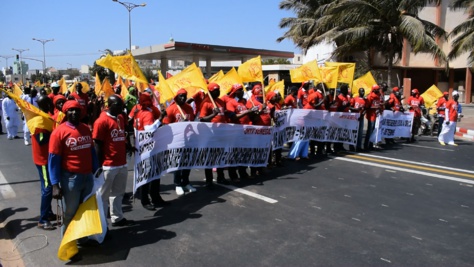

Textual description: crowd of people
[0,79,463,257]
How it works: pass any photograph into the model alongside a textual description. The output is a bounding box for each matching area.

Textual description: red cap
[392,87,399,92]
[252,85,263,96]
[207,82,220,92]
[372,85,380,91]
[266,91,276,102]
[412,88,419,94]
[62,100,82,113]
[53,95,67,106]
[443,91,449,96]
[229,84,243,97]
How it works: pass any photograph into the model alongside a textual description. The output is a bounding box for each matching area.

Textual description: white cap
[51,82,59,88]
[452,90,459,96]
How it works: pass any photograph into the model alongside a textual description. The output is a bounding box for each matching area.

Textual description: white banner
[371,110,414,143]
[272,109,360,149]
[134,122,272,192]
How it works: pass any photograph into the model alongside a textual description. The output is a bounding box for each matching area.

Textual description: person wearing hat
[436,91,449,137]
[284,86,298,109]
[2,91,21,140]
[364,84,384,150]
[407,88,425,142]
[52,95,67,128]
[350,88,367,151]
[48,82,61,102]
[200,82,231,187]
[384,87,403,145]
[163,89,197,195]
[69,83,90,124]
[438,91,460,146]
[49,100,99,236]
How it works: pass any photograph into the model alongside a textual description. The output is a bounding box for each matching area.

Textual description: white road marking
[335,157,474,185]
[380,258,392,263]
[217,184,278,204]
[402,143,455,151]
[317,234,326,239]
[351,217,361,222]
[411,236,423,241]
[344,195,352,198]
[354,153,474,174]
[426,183,433,186]
[406,193,414,196]
[461,205,469,208]
[439,219,448,223]
[311,186,317,189]
[0,170,16,199]
[381,204,389,208]
[275,218,282,222]
[385,170,397,173]
[312,206,322,210]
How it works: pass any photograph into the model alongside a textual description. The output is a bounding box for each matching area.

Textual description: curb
[455,127,474,141]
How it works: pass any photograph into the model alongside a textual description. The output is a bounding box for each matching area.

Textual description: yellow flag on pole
[421,84,443,110]
[57,195,102,261]
[157,71,175,104]
[58,77,68,94]
[13,83,23,97]
[117,76,129,99]
[95,53,148,84]
[290,60,322,83]
[94,73,102,96]
[216,68,243,97]
[238,56,263,83]
[67,81,77,94]
[317,66,339,88]
[352,71,377,96]
[264,80,285,97]
[165,63,207,97]
[101,78,114,100]
[208,70,224,83]
[325,62,355,84]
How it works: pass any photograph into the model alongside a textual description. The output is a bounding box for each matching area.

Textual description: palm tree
[278,0,448,87]
[448,0,474,67]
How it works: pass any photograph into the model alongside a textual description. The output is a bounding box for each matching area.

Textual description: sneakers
[448,143,458,146]
[24,140,30,146]
[37,221,55,230]
[176,186,184,196]
[439,141,446,146]
[184,184,196,193]
[111,218,129,227]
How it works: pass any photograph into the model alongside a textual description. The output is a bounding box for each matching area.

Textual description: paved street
[0,133,473,266]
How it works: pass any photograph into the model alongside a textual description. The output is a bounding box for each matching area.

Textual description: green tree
[278,0,448,86]
[448,0,474,67]
[262,58,291,64]
[89,49,115,84]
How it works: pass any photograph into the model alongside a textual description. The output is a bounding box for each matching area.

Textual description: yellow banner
[94,73,102,96]
[317,66,339,88]
[158,71,175,104]
[325,62,355,84]
[95,53,148,84]
[421,84,443,110]
[208,70,224,83]
[237,56,263,83]
[352,71,377,97]
[216,68,243,97]
[165,63,207,97]
[57,195,102,261]
[290,60,322,83]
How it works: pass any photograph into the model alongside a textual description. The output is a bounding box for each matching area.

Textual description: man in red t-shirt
[93,95,130,227]
[199,83,231,187]
[407,88,425,142]
[69,83,90,124]
[364,85,384,150]
[436,92,449,137]
[32,96,56,230]
[163,89,197,195]
[350,88,367,151]
[438,91,460,146]
[49,100,99,235]
[284,86,298,109]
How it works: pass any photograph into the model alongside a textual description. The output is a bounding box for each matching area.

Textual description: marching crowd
[0,79,462,255]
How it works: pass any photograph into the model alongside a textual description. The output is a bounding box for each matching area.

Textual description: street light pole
[32,38,54,83]
[11,48,29,84]
[112,0,146,52]
[0,55,13,76]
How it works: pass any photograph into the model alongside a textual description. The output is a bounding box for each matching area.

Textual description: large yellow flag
[165,63,207,96]
[421,84,443,110]
[67,82,77,94]
[95,53,148,84]
[0,89,54,134]
[325,62,355,84]
[158,71,175,104]
[290,60,322,83]
[13,83,23,97]
[58,77,68,94]
[265,80,285,98]
[238,56,263,83]
[80,82,90,94]
[135,81,148,92]
[57,195,102,261]
[101,78,115,100]
[216,68,243,97]
[117,76,129,99]
[94,73,102,96]
[317,66,339,88]
[352,71,377,96]
[208,70,224,83]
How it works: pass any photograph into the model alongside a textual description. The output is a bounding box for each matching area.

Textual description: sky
[1,0,301,71]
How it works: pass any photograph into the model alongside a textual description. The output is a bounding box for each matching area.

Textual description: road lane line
[217,184,278,204]
[346,155,474,179]
[334,157,474,185]
[0,170,16,199]
[353,153,474,174]
[402,143,455,151]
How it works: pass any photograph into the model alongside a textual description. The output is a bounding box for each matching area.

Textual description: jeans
[140,179,162,206]
[356,118,365,149]
[60,171,93,235]
[36,165,53,224]
[100,166,128,223]
[174,169,191,187]
[437,116,445,137]
[364,119,376,149]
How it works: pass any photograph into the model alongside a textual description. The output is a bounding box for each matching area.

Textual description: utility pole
[12,48,29,84]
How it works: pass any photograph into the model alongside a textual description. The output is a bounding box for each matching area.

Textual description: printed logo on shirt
[66,136,91,151]
[111,129,126,142]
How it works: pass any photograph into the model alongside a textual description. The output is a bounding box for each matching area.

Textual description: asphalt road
[0,133,473,267]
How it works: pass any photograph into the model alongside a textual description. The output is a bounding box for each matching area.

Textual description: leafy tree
[262,58,291,64]
[448,0,474,67]
[278,0,447,86]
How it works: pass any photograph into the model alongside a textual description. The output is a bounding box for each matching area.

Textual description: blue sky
[1,0,300,71]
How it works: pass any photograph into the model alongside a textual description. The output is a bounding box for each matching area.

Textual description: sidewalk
[455,103,474,141]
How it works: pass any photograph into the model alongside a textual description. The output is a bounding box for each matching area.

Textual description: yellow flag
[135,81,148,92]
[216,68,243,97]
[101,78,114,100]
[325,62,355,84]
[80,82,89,94]
[166,63,207,97]
[265,80,285,98]
[290,60,322,83]
[34,80,41,87]
[95,53,148,84]
[13,83,23,97]
[67,82,77,94]
[118,76,129,99]
[352,71,377,97]
[317,66,339,88]
[158,71,175,104]
[0,89,54,134]
[94,73,102,96]
[208,70,224,83]
[58,77,68,94]
[57,195,102,261]
[238,56,263,83]
[421,84,443,110]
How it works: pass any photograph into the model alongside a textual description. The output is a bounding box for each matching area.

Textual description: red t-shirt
[284,94,297,109]
[436,97,447,117]
[163,103,195,123]
[365,92,382,121]
[49,122,93,174]
[407,95,424,118]
[387,93,402,111]
[130,108,155,130]
[305,91,324,110]
[31,124,51,166]
[129,104,161,121]
[70,92,89,109]
[246,97,271,126]
[336,94,351,112]
[92,111,127,167]
[226,98,251,125]
[445,100,458,122]
[191,91,205,115]
[297,89,309,107]
[351,96,366,114]
[200,97,227,123]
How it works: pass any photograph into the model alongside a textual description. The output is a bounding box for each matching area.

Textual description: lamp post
[112,0,146,52]
[0,55,13,76]
[12,48,29,84]
[32,38,54,83]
